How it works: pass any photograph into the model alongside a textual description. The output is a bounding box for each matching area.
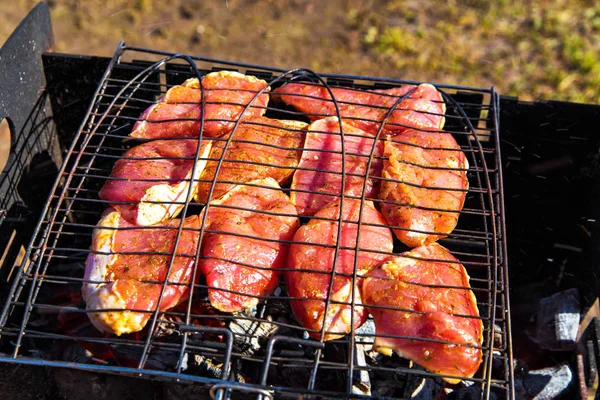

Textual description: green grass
[354,0,600,103]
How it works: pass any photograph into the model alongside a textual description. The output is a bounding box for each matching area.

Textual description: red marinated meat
[273,82,445,135]
[98,139,211,226]
[199,178,299,312]
[285,198,393,340]
[83,209,200,335]
[131,71,270,139]
[195,116,306,204]
[291,117,383,216]
[379,130,469,247]
[362,243,483,383]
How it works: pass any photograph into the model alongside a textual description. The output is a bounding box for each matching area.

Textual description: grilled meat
[195,116,306,204]
[199,178,299,312]
[285,198,393,341]
[273,82,445,135]
[83,209,200,335]
[362,243,483,384]
[290,117,383,216]
[131,71,270,139]
[98,139,211,226]
[379,130,468,247]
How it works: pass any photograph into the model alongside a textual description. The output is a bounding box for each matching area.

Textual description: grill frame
[0,41,514,399]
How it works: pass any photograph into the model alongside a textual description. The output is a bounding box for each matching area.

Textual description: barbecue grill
[2,3,598,400]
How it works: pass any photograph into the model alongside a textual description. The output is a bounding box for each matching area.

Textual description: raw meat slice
[291,117,383,216]
[379,129,468,247]
[199,178,299,312]
[285,198,393,340]
[98,139,211,226]
[362,243,483,383]
[131,71,270,139]
[83,209,200,335]
[273,82,445,135]
[195,116,306,204]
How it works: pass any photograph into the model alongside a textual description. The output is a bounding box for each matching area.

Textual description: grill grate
[0,42,513,399]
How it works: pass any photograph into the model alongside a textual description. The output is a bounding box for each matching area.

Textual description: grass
[354,0,600,103]
[1,0,599,103]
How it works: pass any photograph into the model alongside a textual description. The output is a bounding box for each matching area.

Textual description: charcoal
[352,318,375,395]
[535,288,580,351]
[352,343,372,396]
[513,358,530,379]
[229,314,278,355]
[519,363,573,400]
[355,319,376,348]
[493,323,504,348]
[372,378,406,397]
[405,376,443,399]
[446,386,497,400]
[61,343,94,363]
[514,378,527,399]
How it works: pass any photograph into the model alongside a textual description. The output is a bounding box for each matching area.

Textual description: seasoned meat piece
[195,116,306,204]
[362,243,483,383]
[291,117,383,216]
[98,139,211,226]
[199,178,299,312]
[285,199,393,340]
[131,71,270,139]
[273,82,445,135]
[83,209,200,335]
[379,130,468,247]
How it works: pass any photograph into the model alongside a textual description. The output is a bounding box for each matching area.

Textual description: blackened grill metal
[0,42,513,399]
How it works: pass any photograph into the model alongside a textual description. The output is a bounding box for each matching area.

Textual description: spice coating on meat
[362,243,483,383]
[285,198,393,340]
[273,82,445,135]
[131,71,270,139]
[195,116,306,204]
[199,178,299,312]
[83,209,200,335]
[379,130,468,247]
[98,140,211,226]
[290,117,383,216]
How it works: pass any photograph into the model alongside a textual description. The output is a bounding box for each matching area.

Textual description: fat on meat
[285,198,393,340]
[98,139,211,226]
[379,130,468,247]
[362,243,483,383]
[131,71,270,139]
[199,178,299,312]
[195,116,306,204]
[83,209,200,335]
[291,117,383,216]
[273,82,445,135]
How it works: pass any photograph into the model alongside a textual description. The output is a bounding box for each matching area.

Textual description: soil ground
[1,0,599,103]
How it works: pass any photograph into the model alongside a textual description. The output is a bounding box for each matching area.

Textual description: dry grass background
[1,0,599,103]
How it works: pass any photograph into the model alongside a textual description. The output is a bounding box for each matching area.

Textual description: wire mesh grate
[0,42,513,399]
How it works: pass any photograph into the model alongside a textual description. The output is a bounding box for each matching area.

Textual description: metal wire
[0,42,513,399]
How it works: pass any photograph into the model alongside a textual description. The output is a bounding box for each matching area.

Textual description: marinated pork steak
[131,71,270,139]
[195,116,306,204]
[290,117,383,216]
[379,130,468,247]
[98,139,211,226]
[285,198,393,340]
[83,209,200,335]
[273,82,445,135]
[362,243,483,383]
[199,178,299,312]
